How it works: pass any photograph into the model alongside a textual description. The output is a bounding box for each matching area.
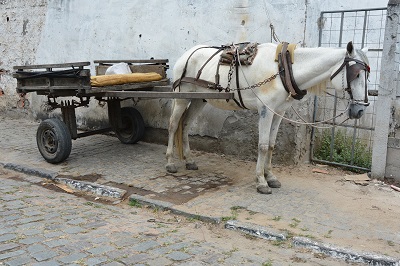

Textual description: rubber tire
[36,118,72,163]
[115,107,145,144]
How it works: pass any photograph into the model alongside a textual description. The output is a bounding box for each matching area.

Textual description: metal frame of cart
[13,59,233,163]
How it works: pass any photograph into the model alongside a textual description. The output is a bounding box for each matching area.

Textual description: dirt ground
[164,151,400,259]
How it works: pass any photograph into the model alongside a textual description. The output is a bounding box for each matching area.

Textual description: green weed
[314,129,372,171]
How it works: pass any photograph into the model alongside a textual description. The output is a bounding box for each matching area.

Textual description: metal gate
[310,7,387,171]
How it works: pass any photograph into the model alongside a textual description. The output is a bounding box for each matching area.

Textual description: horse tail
[174,114,184,160]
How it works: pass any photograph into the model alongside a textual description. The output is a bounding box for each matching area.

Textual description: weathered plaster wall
[0,0,388,164]
[0,0,47,111]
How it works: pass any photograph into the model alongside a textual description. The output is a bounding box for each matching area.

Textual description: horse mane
[307,80,329,95]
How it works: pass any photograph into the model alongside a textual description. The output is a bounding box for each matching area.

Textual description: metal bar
[310,157,370,172]
[339,12,344,46]
[310,95,319,163]
[361,11,368,48]
[318,12,324,46]
[100,91,235,99]
[321,7,386,14]
[313,120,375,131]
[15,86,92,91]
[329,93,339,161]
[76,128,113,138]
[350,120,358,165]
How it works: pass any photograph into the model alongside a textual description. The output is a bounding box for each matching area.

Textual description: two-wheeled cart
[13,59,233,163]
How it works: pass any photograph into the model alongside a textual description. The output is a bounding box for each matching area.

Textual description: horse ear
[346,41,354,56]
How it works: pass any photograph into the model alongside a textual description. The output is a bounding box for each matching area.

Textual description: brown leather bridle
[330,56,370,106]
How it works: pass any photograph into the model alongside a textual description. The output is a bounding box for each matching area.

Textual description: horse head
[330,41,370,119]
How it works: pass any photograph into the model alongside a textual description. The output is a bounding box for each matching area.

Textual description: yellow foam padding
[274,43,297,63]
[91,72,162,87]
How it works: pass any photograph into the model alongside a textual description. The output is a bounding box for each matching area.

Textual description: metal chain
[225,54,236,91]
[226,69,282,92]
[225,44,282,92]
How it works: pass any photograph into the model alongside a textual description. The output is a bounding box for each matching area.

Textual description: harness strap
[278,42,307,100]
[235,51,248,109]
[330,56,370,104]
[196,47,224,80]
[173,76,220,90]
[175,46,207,91]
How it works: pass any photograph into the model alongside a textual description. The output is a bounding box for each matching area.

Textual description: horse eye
[357,74,360,78]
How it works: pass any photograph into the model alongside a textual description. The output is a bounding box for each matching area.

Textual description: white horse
[165,42,369,194]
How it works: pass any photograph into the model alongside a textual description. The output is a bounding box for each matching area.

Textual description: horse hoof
[257,185,272,194]
[166,164,178,173]
[267,179,281,188]
[186,162,198,170]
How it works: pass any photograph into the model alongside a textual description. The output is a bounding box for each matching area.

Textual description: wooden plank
[99,91,234,99]
[13,62,90,70]
[13,69,91,79]
[94,59,168,64]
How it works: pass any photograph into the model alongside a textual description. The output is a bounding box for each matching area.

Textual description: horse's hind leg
[264,112,284,188]
[166,99,190,173]
[181,99,207,170]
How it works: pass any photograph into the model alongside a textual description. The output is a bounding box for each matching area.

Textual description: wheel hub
[42,129,58,154]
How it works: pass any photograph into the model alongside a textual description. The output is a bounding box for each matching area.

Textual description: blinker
[347,63,367,82]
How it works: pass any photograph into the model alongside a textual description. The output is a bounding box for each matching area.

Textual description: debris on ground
[390,184,400,192]
[344,173,370,186]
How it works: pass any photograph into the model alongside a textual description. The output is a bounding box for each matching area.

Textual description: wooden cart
[13,60,233,163]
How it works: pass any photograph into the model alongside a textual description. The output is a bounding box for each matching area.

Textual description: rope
[270,23,281,43]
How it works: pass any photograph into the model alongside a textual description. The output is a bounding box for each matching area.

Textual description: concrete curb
[2,162,126,200]
[3,162,58,179]
[129,194,222,224]
[224,220,286,241]
[293,237,400,266]
[54,177,127,199]
[226,220,400,266]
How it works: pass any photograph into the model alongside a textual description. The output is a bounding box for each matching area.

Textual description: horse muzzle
[348,102,369,119]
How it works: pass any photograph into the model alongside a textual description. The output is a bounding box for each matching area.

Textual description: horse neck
[291,47,347,90]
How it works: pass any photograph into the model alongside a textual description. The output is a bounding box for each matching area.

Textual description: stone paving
[1,114,400,265]
[0,168,347,266]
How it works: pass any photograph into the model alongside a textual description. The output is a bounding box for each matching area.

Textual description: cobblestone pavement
[0,168,345,266]
[1,113,400,264]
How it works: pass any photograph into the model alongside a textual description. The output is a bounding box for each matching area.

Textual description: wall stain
[22,19,29,36]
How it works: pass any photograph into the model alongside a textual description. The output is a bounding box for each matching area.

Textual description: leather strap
[196,48,224,80]
[278,42,306,100]
[235,51,248,109]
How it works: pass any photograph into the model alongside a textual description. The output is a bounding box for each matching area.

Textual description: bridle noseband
[330,55,370,106]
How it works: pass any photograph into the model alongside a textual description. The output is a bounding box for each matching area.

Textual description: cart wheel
[36,118,72,163]
[115,107,145,144]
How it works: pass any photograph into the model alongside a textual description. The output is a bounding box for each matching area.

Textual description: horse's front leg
[256,106,274,194]
[166,99,190,173]
[264,113,284,188]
